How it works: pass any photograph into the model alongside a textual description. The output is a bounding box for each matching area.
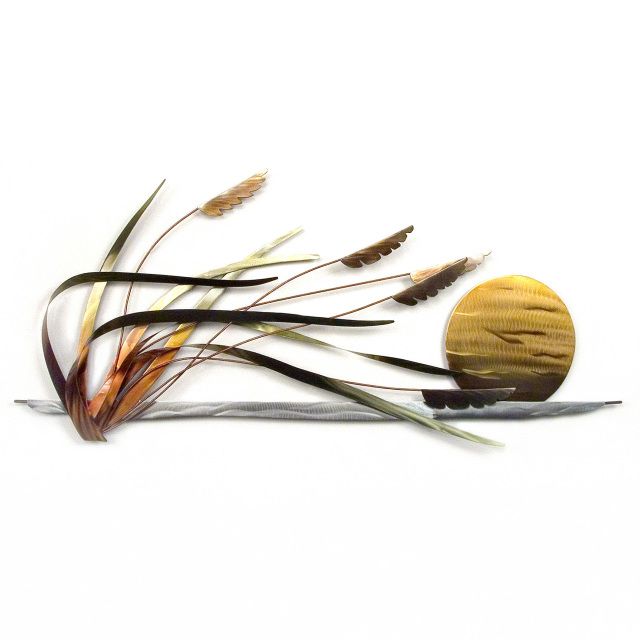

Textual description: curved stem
[112,208,197,369]
[159,258,343,401]
[135,271,407,354]
[105,348,430,431]
[110,292,394,426]
[250,272,409,307]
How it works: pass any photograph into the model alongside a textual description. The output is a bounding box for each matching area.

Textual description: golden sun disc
[445,276,575,401]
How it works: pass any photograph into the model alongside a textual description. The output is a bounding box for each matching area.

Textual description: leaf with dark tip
[421,388,515,410]
[392,258,468,306]
[76,180,165,351]
[50,271,278,299]
[44,181,166,410]
[198,171,267,216]
[340,226,414,268]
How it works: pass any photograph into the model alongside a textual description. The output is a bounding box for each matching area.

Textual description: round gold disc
[445,276,575,401]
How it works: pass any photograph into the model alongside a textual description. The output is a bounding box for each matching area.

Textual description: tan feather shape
[340,225,414,268]
[410,252,489,283]
[198,171,267,216]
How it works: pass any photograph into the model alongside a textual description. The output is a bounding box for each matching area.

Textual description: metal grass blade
[183,343,503,446]
[239,321,458,377]
[76,180,165,351]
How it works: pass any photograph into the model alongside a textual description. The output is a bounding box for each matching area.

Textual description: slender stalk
[91,208,198,421]
[141,258,344,405]
[109,291,396,426]
[250,272,409,307]
[196,259,342,350]
[113,209,197,361]
[105,349,430,431]
[100,355,257,428]
[134,271,408,354]
[244,259,342,307]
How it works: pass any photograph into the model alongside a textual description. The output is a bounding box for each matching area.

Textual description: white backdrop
[1,2,638,638]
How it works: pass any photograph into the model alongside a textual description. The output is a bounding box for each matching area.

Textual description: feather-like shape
[410,252,489,283]
[421,387,515,410]
[340,225,414,268]
[198,171,267,216]
[392,258,468,306]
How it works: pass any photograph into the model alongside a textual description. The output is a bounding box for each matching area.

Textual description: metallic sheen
[18,399,615,421]
[445,276,575,401]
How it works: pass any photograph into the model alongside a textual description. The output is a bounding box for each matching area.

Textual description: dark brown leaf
[89,309,394,342]
[421,387,515,410]
[50,271,278,299]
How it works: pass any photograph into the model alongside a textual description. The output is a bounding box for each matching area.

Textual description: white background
[1,2,638,638]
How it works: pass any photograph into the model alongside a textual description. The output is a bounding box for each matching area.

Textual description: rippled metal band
[19,399,612,421]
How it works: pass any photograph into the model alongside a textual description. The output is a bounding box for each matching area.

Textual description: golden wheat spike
[198,170,267,216]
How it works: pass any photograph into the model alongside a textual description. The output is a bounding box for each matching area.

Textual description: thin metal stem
[112,209,197,367]
[250,272,409,307]
[110,292,395,426]
[91,208,199,419]
[136,271,407,354]
[159,258,343,399]
[105,348,429,430]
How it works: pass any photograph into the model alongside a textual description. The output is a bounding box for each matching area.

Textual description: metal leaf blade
[76,180,165,351]
[175,343,503,446]
[240,321,458,377]
[89,309,394,342]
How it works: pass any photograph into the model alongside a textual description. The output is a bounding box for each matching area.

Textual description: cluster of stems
[93,207,427,430]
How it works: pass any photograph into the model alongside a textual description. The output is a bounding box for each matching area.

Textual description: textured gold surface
[445,276,575,401]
